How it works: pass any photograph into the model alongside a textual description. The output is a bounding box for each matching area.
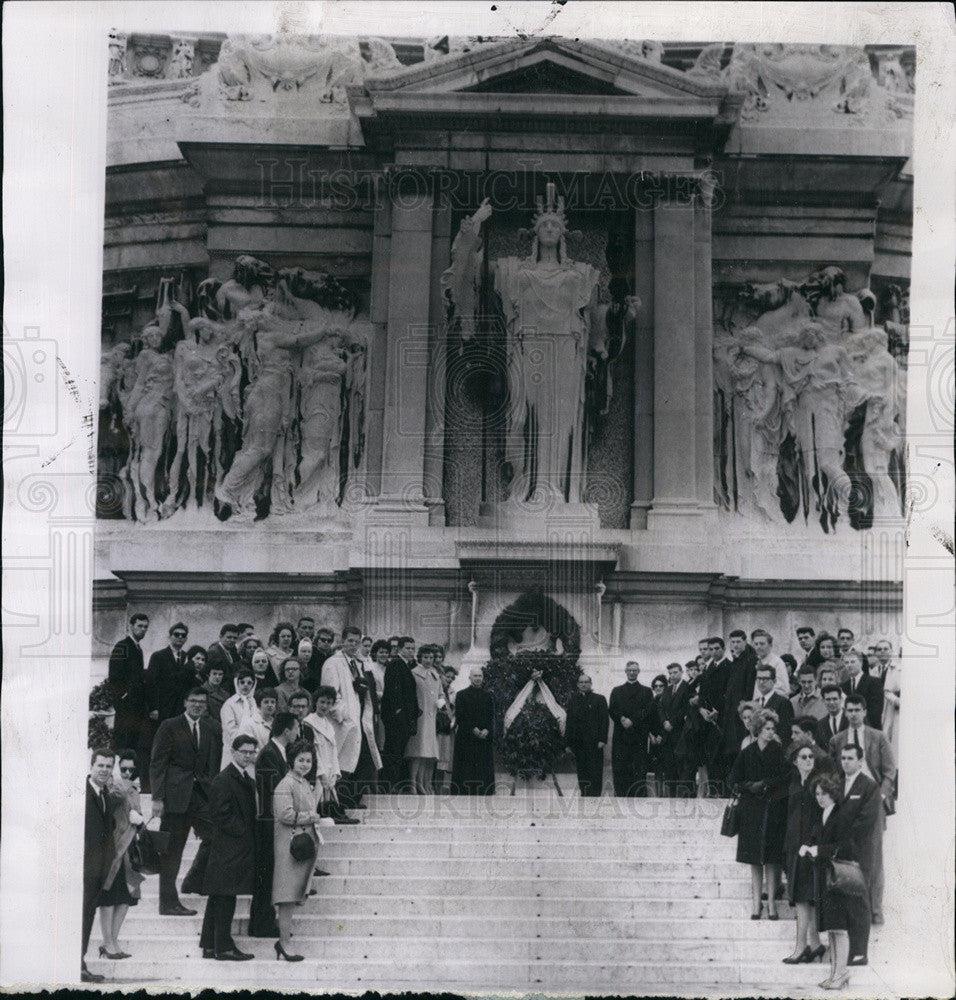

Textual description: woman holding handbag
[97,751,145,960]
[272,740,325,961]
[799,773,869,989]
[782,742,826,964]
[434,665,457,794]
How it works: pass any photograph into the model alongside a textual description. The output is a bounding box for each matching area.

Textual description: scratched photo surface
[2,3,954,996]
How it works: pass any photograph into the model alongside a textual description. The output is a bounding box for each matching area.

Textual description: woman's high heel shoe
[806,944,827,963]
[782,946,812,964]
[98,946,130,960]
[750,904,763,920]
[274,941,303,962]
[820,971,850,990]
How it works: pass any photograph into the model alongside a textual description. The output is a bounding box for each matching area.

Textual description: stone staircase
[86,791,890,994]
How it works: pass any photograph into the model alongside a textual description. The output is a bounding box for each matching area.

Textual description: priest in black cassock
[450,666,496,796]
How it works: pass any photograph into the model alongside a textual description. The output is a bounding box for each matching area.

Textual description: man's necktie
[851,728,861,750]
[192,720,200,750]
[99,788,109,816]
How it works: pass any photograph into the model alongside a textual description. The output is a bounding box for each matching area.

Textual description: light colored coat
[304,712,341,792]
[405,663,442,760]
[321,650,382,773]
[272,770,321,904]
[220,679,261,769]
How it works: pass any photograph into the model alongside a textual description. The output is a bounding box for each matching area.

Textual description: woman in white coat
[404,645,442,795]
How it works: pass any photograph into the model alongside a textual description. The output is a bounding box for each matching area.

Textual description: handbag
[826,857,868,898]
[130,821,170,876]
[290,830,317,863]
[720,796,740,837]
[436,705,453,736]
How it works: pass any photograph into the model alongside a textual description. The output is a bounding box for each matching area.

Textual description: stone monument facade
[95,34,912,692]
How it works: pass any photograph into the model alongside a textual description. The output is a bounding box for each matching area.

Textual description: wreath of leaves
[483,649,582,779]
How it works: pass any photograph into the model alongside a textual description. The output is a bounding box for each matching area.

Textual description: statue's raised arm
[442,198,494,343]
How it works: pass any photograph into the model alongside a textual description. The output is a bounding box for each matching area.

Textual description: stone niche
[443,204,636,529]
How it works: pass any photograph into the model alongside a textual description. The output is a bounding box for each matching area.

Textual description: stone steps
[87,793,888,992]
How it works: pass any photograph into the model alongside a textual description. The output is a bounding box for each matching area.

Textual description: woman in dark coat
[450,666,496,795]
[199,735,258,960]
[782,741,826,963]
[727,708,790,919]
[800,773,868,989]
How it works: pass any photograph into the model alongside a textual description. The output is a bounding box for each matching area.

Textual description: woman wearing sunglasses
[97,751,145,960]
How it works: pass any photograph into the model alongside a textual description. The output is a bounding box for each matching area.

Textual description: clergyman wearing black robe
[450,684,496,796]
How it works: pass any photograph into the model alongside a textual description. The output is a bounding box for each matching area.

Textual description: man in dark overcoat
[107,613,150,785]
[564,672,609,797]
[450,666,496,795]
[608,661,658,797]
[248,712,299,937]
[199,735,258,960]
[720,629,758,773]
[379,647,420,790]
[82,749,116,982]
[149,687,221,914]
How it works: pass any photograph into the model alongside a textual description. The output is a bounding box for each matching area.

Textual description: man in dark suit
[206,623,240,684]
[753,665,794,733]
[698,638,731,793]
[659,662,691,796]
[200,735,259,960]
[82,749,115,982]
[816,684,848,748]
[145,622,193,727]
[836,743,882,964]
[564,673,609,797]
[149,687,221,915]
[720,629,758,773]
[608,661,657,797]
[841,649,884,730]
[107,613,150,787]
[829,695,897,930]
[379,645,420,790]
[248,712,300,937]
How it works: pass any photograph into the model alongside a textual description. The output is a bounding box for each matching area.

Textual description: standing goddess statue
[443,185,636,508]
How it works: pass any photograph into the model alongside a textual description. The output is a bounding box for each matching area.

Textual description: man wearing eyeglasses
[150,687,221,916]
[145,623,193,725]
[199,735,259,960]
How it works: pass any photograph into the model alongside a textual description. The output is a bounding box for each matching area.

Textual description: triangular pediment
[361,37,728,100]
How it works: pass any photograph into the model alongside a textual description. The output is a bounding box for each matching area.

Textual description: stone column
[694,181,718,519]
[647,197,699,525]
[364,179,391,499]
[631,205,655,529]
[372,172,434,523]
[423,183,451,526]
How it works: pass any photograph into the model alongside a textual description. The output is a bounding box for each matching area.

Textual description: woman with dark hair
[186,645,208,685]
[813,634,847,686]
[275,658,304,713]
[799,774,866,989]
[250,646,280,690]
[238,687,278,752]
[266,622,297,675]
[727,708,790,919]
[648,674,668,796]
[782,741,827,964]
[367,639,390,752]
[272,738,324,961]
[405,645,442,795]
[97,751,145,960]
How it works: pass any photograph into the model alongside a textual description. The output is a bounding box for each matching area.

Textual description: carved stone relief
[99,258,369,525]
[713,266,907,533]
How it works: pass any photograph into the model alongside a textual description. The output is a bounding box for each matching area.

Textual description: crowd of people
[83,613,900,981]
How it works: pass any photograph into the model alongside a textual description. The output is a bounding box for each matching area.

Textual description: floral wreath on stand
[482,591,582,780]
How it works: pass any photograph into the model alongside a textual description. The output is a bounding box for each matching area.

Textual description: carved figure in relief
[168,38,195,79]
[846,328,904,519]
[443,185,637,507]
[741,322,858,530]
[162,316,239,515]
[801,266,867,338]
[100,343,132,412]
[213,304,304,519]
[725,327,787,521]
[125,319,175,521]
[294,324,349,515]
